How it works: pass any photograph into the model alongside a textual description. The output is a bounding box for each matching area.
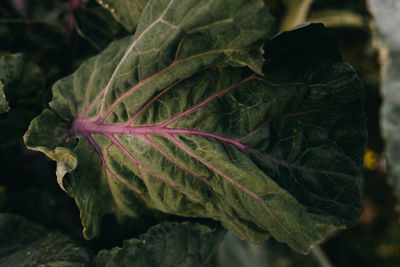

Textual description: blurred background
[1,0,399,266]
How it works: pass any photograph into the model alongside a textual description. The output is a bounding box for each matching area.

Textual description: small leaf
[94,221,225,266]
[0,213,92,266]
[97,0,149,32]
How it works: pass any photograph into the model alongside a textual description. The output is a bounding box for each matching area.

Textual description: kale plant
[0,0,367,265]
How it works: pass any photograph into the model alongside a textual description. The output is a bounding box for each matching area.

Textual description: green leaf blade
[24,1,366,254]
[27,0,275,241]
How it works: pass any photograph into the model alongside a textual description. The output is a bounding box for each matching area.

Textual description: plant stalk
[281,0,314,31]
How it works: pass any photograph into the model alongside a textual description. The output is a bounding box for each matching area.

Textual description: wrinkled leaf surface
[24,1,365,254]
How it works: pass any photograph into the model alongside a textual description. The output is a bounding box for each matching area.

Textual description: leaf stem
[311,246,334,267]
[281,0,314,31]
[308,10,372,30]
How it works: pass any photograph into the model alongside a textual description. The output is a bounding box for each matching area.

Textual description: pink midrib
[72,116,291,234]
[73,118,246,149]
[72,117,299,170]
[70,72,324,236]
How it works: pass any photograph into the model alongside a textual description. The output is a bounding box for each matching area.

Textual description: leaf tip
[53,147,78,191]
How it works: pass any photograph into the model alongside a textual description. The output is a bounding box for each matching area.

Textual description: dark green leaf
[94,221,225,266]
[74,6,128,51]
[97,0,149,32]
[0,213,92,267]
[0,213,223,267]
[24,1,365,254]
[0,53,42,102]
[0,53,44,146]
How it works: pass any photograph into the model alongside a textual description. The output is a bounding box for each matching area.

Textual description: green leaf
[25,0,275,241]
[24,0,365,254]
[97,0,149,32]
[0,53,44,146]
[0,81,9,113]
[371,0,400,206]
[0,53,43,101]
[0,213,92,266]
[94,221,225,266]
